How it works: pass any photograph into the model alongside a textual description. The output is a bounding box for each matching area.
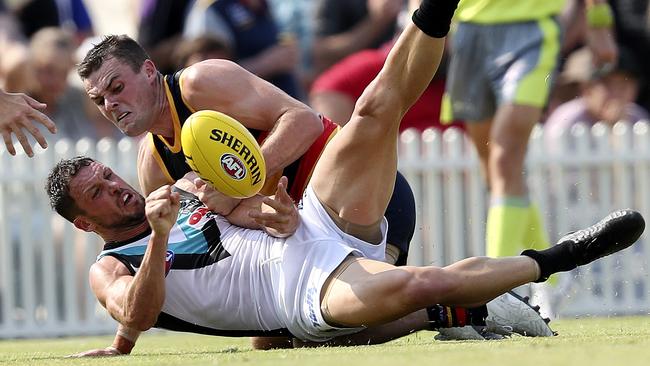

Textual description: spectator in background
[4,0,58,38]
[137,0,193,75]
[183,0,302,99]
[0,6,56,156]
[29,27,121,141]
[545,46,648,144]
[55,0,94,43]
[0,10,37,92]
[608,0,650,113]
[138,0,192,50]
[267,0,315,89]
[310,39,464,132]
[3,0,92,41]
[311,0,404,75]
[174,34,233,68]
[555,1,650,115]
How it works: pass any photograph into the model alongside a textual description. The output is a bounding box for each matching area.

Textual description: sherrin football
[181,110,266,198]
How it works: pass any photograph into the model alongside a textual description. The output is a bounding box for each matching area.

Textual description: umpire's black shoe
[559,209,645,265]
[522,209,645,282]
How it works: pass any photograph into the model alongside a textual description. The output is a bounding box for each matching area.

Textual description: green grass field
[2,316,649,366]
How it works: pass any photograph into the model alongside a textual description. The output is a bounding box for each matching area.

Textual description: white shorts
[272,184,388,342]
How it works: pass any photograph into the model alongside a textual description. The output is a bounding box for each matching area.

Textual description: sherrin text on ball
[181,110,266,198]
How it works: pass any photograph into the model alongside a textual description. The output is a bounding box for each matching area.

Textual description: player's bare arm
[77,185,180,361]
[181,60,324,178]
[69,185,183,358]
[136,138,175,195]
[68,258,142,357]
[88,185,179,330]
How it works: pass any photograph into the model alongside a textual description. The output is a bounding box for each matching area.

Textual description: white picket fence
[0,121,649,338]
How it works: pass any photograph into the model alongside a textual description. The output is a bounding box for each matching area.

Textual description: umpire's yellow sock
[523,204,550,251]
[485,197,530,257]
[523,204,558,285]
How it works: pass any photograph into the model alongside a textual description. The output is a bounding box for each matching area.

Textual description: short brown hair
[77,35,151,79]
[45,156,94,222]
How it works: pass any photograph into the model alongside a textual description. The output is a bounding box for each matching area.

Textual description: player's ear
[143,59,157,79]
[73,216,95,232]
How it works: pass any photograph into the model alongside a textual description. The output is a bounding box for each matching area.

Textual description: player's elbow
[300,111,324,139]
[121,302,163,331]
[281,109,323,149]
[123,313,158,331]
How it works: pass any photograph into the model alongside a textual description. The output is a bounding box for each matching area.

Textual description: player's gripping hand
[145,185,181,235]
[0,90,57,157]
[249,176,299,238]
[66,346,123,358]
[193,177,241,216]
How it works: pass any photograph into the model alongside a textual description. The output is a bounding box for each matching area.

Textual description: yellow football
[181,110,266,198]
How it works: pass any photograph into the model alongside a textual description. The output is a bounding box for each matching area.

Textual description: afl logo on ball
[220,153,247,180]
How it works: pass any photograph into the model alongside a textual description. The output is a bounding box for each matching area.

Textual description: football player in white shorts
[46,0,644,356]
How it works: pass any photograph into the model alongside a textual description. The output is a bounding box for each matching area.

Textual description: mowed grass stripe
[1,316,649,366]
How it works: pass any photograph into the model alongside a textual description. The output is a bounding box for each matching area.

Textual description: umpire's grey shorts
[442,17,561,123]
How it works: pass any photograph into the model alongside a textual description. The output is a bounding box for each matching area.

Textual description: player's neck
[99,219,151,243]
[149,73,175,140]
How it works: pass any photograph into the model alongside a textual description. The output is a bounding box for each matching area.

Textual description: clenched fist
[145,185,181,235]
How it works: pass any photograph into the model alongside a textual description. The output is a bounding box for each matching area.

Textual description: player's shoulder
[181,59,247,102]
[183,59,243,84]
[91,255,132,279]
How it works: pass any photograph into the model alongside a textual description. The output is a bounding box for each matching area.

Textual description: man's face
[34,50,73,104]
[83,57,156,136]
[69,161,146,230]
[585,72,640,124]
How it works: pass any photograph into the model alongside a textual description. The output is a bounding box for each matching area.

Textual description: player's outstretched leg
[321,209,644,327]
[310,0,458,230]
[522,209,645,282]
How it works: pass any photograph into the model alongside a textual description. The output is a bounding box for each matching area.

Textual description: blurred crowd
[1,0,648,145]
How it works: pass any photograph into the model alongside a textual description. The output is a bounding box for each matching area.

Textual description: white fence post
[1,124,649,338]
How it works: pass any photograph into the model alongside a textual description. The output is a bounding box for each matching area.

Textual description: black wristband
[412,0,460,38]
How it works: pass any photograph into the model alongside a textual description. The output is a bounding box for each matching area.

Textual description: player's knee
[354,81,405,124]
[490,147,524,175]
